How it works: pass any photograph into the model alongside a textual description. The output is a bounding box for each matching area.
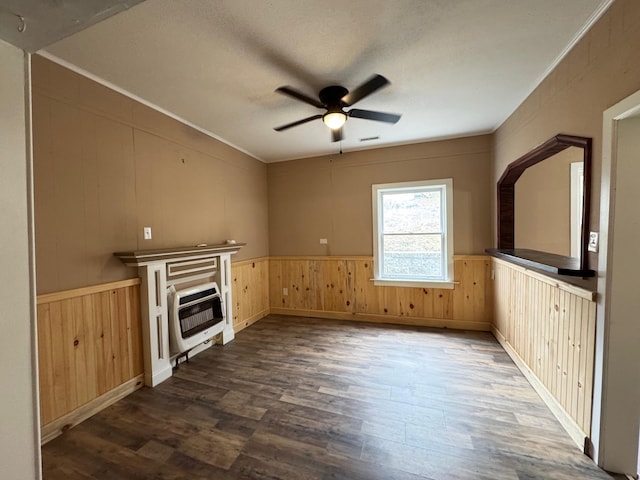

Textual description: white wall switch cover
[320,238,328,244]
[588,231,598,252]
[143,227,152,240]
[283,287,288,296]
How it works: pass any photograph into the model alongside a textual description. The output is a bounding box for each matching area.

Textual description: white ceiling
[6,0,612,162]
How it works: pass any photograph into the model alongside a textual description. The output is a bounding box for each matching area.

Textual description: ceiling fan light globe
[323,112,347,129]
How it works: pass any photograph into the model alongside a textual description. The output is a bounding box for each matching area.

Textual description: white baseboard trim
[146,363,173,387]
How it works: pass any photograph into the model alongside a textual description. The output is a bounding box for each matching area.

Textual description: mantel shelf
[114,243,245,266]
[486,248,595,278]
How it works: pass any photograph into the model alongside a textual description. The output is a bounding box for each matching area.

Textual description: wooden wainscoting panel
[98,290,114,395]
[37,279,144,430]
[452,256,493,322]
[231,258,270,333]
[321,258,354,313]
[353,259,381,315]
[284,258,311,310]
[270,255,492,330]
[36,303,57,425]
[491,258,596,445]
[268,256,283,310]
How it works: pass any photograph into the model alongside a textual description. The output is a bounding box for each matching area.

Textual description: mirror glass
[514,146,584,258]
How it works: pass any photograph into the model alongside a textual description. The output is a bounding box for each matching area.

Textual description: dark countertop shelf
[486,248,596,290]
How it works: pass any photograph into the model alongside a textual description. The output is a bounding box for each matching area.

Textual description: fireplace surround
[115,243,244,386]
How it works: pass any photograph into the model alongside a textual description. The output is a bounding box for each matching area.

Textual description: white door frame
[592,89,640,475]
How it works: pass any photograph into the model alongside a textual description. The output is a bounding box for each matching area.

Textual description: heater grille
[178,297,223,338]
[169,282,226,354]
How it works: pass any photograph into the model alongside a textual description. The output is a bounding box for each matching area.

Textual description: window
[372,179,454,288]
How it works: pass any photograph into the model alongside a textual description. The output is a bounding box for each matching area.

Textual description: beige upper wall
[32,55,269,294]
[493,0,640,270]
[268,135,492,256]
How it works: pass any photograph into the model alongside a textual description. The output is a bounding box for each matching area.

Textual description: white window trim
[372,179,455,289]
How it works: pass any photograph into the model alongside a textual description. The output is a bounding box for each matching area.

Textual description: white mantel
[115,243,244,386]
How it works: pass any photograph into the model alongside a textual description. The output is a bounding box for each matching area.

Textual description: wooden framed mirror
[491,134,593,277]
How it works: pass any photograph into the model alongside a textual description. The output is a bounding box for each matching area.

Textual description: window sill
[372,278,457,289]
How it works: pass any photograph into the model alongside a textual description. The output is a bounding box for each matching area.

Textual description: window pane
[382,190,441,234]
[382,234,442,278]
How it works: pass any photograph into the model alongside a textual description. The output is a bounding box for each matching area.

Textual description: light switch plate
[588,231,598,252]
[143,227,152,240]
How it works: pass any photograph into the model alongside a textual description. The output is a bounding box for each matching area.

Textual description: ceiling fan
[273,74,401,142]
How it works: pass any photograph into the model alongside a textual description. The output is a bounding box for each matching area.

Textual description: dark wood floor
[42,315,617,479]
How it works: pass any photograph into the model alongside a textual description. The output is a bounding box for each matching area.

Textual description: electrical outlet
[143,227,152,240]
[283,287,288,296]
[320,238,328,244]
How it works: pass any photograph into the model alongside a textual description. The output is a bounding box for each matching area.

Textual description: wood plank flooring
[42,315,617,479]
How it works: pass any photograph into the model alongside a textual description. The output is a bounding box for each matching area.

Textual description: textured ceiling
[0,0,143,52]
[10,0,613,162]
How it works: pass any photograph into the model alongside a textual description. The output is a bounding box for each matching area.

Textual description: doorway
[592,91,640,476]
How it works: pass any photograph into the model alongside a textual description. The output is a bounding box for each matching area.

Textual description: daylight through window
[372,179,454,288]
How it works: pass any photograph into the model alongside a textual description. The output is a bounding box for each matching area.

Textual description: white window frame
[372,179,455,289]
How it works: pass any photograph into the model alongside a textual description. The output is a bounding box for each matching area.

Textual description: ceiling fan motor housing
[319,85,349,111]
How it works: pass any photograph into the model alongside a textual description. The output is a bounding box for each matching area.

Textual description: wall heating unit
[168,282,225,354]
